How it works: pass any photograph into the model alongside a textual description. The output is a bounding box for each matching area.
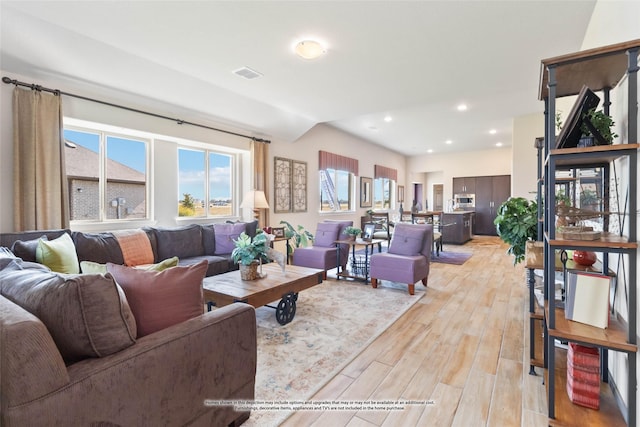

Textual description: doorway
[412,183,423,211]
[433,184,443,211]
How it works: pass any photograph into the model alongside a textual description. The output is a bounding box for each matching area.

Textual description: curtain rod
[2,76,271,144]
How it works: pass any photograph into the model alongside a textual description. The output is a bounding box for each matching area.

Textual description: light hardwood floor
[281,236,548,427]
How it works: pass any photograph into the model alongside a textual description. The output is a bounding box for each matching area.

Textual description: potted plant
[343,226,362,241]
[279,221,314,260]
[494,197,538,265]
[231,231,270,280]
[579,108,618,146]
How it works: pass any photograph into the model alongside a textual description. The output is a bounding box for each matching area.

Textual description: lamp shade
[240,190,269,209]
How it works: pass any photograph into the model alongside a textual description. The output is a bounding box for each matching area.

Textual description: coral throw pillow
[106,260,207,337]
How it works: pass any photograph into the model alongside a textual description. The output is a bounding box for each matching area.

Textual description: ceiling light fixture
[496,142,503,147]
[457,104,468,111]
[489,129,497,134]
[294,39,326,60]
[445,140,453,145]
[384,115,392,122]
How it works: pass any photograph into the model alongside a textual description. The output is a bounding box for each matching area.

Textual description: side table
[334,238,384,284]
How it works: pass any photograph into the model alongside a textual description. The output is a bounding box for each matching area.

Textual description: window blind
[318,151,358,175]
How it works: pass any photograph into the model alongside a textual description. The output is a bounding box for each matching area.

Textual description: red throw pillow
[106,260,207,337]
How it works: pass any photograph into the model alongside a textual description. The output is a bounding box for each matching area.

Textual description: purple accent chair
[369,223,433,295]
[292,220,353,279]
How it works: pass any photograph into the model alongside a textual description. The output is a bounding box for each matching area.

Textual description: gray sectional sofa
[0,221,259,426]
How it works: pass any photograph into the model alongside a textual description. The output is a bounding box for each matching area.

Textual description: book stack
[564,271,611,329]
[566,342,600,409]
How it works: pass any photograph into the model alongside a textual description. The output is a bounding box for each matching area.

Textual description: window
[178,148,234,217]
[373,177,392,209]
[318,151,358,212]
[373,164,398,210]
[320,168,353,211]
[64,126,149,222]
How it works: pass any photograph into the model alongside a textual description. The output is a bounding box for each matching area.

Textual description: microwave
[454,193,475,208]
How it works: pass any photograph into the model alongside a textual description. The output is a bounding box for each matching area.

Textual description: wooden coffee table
[202,263,323,325]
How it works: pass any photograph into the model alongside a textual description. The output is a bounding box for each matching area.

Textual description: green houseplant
[494,197,538,265]
[580,108,618,145]
[343,226,362,241]
[280,221,314,250]
[231,231,270,280]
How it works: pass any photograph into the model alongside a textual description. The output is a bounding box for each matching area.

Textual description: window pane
[105,136,147,220]
[320,168,338,211]
[64,129,100,221]
[337,170,351,210]
[209,152,233,216]
[373,178,392,209]
[178,148,206,217]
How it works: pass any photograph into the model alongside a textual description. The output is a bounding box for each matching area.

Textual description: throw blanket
[113,230,155,266]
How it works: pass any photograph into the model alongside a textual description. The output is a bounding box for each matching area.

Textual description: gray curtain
[252,140,269,228]
[13,87,70,230]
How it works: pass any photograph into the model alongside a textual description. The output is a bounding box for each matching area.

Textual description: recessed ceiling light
[445,140,453,145]
[496,142,503,147]
[384,115,392,122]
[427,149,433,153]
[489,129,497,135]
[294,39,326,60]
[457,104,468,111]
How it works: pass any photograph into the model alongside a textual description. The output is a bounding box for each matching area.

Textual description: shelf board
[526,256,616,275]
[545,231,637,250]
[539,39,640,99]
[545,144,640,168]
[545,347,627,427]
[545,304,637,353]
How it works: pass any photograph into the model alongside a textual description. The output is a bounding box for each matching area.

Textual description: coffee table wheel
[276,292,298,325]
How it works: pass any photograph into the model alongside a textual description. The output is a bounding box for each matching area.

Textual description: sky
[64,129,231,201]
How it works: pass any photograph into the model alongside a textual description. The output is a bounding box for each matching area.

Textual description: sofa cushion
[153,224,204,261]
[72,231,124,264]
[80,256,179,274]
[36,233,80,274]
[314,222,341,247]
[11,235,47,263]
[213,223,246,254]
[201,224,216,255]
[0,258,137,363]
[388,224,425,256]
[107,260,207,338]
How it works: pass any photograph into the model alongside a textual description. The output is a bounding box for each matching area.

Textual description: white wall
[269,124,406,233]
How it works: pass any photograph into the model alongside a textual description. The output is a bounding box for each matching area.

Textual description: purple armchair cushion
[213,223,246,254]
[388,224,425,256]
[314,223,341,247]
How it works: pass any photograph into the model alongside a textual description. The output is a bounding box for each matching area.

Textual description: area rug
[431,250,472,265]
[243,279,424,426]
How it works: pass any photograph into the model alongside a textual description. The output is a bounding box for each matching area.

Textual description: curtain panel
[12,87,70,230]
[374,164,397,181]
[318,150,358,175]
[251,140,269,227]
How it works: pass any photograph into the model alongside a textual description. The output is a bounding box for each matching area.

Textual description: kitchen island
[442,211,474,244]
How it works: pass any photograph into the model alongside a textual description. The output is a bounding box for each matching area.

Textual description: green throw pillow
[36,233,80,274]
[80,257,179,274]
[80,260,108,274]
[146,256,179,272]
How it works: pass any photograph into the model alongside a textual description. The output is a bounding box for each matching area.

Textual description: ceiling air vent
[233,67,263,80]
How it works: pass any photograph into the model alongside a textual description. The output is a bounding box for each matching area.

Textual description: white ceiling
[0,1,597,156]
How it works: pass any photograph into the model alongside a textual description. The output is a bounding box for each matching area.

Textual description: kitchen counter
[441,212,474,244]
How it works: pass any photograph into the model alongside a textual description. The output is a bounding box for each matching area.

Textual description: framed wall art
[292,160,307,212]
[360,176,372,208]
[274,156,307,213]
[274,157,292,213]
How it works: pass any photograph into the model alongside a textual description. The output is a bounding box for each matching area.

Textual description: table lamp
[240,190,269,225]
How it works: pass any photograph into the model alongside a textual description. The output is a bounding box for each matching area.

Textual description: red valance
[319,150,358,175]
[374,164,397,181]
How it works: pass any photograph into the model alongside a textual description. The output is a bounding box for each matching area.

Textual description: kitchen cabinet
[441,212,473,244]
[474,175,511,235]
[452,177,475,194]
